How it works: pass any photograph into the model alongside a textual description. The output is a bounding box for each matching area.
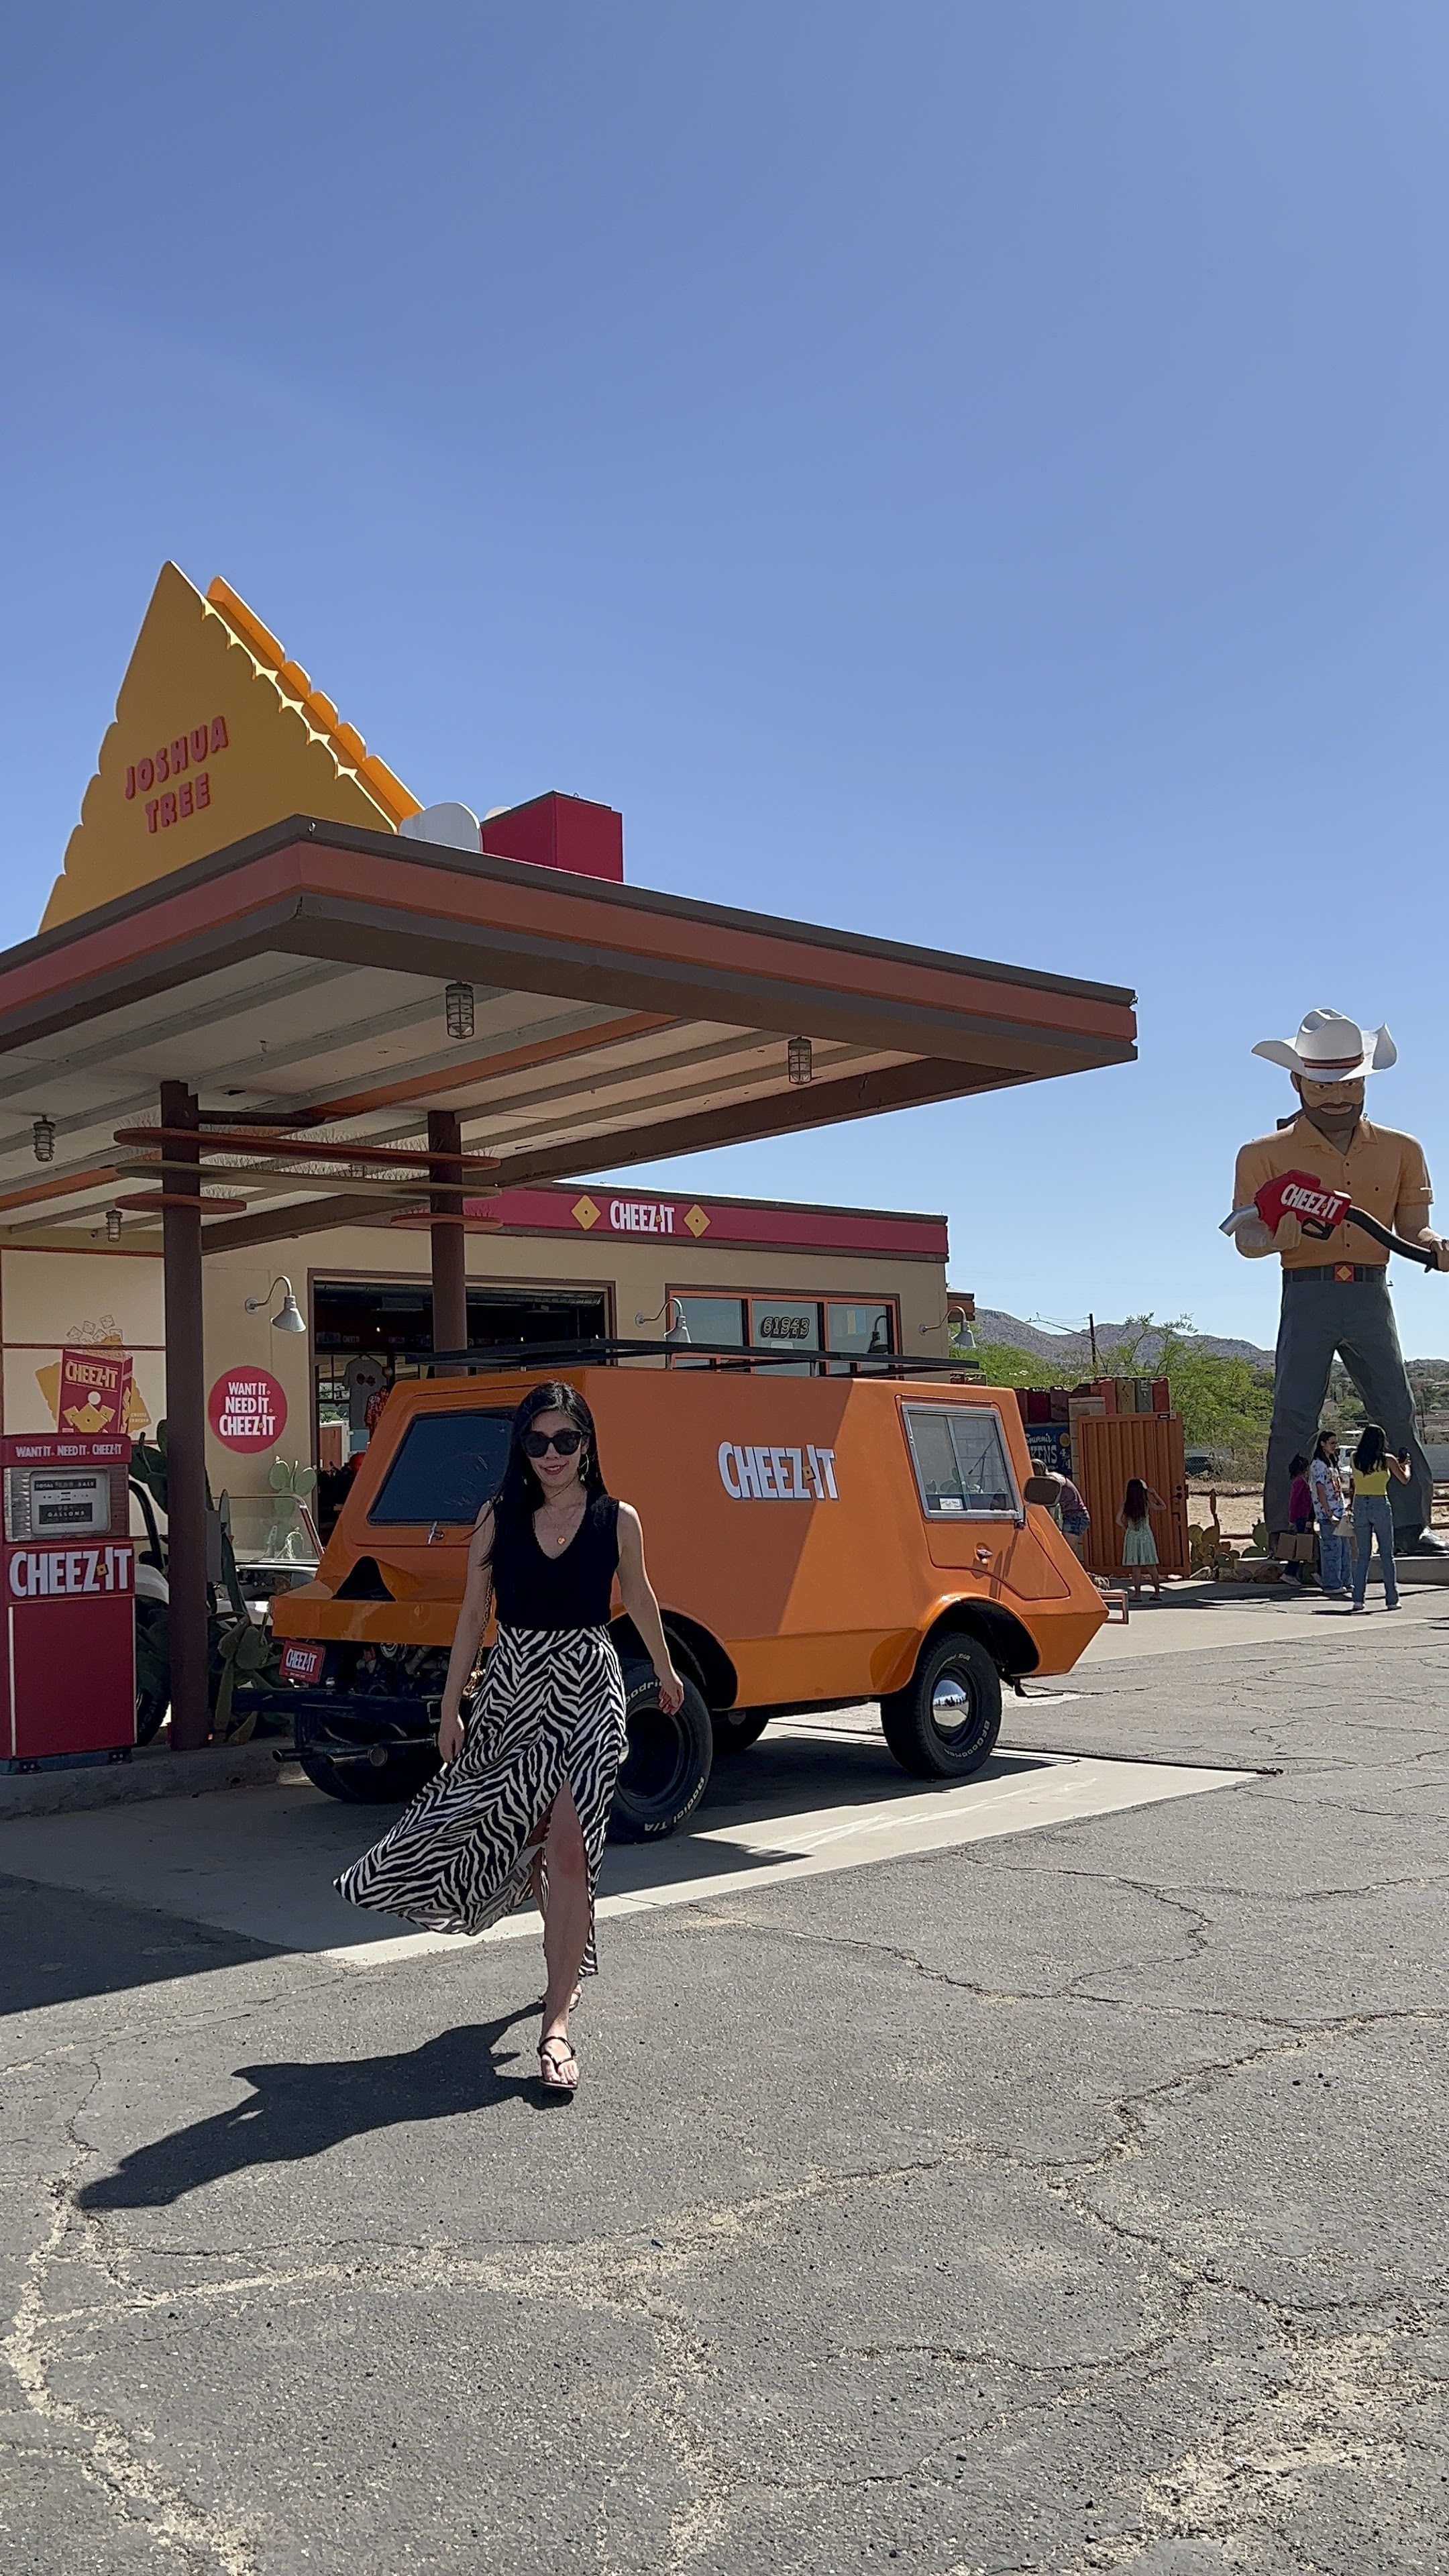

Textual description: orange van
[268,1366,1106,1833]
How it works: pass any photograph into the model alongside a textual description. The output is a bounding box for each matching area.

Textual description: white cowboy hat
[1252,1007,1397,1082]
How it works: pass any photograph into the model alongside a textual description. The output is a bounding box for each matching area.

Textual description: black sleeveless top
[490,1495,621,1631]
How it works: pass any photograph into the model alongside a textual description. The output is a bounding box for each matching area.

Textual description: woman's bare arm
[1388,1453,1412,1484]
[438,1503,495,1760]
[614,1503,684,1713]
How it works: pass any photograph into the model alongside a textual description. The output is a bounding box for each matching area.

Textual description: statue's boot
[1394,1525,1449,1556]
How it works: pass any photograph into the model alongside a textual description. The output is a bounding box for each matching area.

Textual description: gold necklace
[539,1494,585,1550]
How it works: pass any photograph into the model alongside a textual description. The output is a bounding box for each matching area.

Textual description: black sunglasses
[521,1427,584,1458]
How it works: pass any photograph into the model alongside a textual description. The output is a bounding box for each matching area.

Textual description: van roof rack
[415,1336,977,1378]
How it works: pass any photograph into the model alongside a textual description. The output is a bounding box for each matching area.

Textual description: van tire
[712,1709,771,1755]
[879,1634,1002,1780]
[299,1747,439,1804]
[610,1669,713,1841]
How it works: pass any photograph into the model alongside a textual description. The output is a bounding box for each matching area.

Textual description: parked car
[264,1362,1108,1835]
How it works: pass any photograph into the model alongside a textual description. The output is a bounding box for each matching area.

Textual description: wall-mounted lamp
[244,1275,307,1334]
[105,1207,122,1243]
[635,1297,692,1346]
[32,1116,55,1164]
[445,981,476,1040]
[922,1303,977,1344]
[787,1036,813,1087]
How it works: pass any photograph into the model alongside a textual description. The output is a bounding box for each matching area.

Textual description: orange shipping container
[1075,1411,1189,1578]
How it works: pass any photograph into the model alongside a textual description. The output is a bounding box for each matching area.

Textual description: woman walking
[336,1383,683,2093]
[1348,1424,1410,1614]
[1308,1431,1349,1599]
[1117,1476,1165,1601]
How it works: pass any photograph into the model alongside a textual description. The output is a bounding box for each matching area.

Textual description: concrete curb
[0,1739,301,1820]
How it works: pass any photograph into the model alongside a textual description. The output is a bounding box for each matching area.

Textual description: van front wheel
[880,1634,1002,1780]
[610,1670,713,1841]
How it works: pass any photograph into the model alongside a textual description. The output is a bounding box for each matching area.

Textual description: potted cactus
[264,1458,319,1561]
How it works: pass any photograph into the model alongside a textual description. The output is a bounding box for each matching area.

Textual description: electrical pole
[1088,1312,1099,1373]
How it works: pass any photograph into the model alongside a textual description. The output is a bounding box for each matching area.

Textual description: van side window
[368,1411,513,1525]
[902,1406,1020,1520]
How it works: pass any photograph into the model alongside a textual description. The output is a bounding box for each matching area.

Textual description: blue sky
[3,5,1448,1353]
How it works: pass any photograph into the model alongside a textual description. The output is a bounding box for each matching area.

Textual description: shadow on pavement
[78,2008,548,2210]
[1,1870,285,2015]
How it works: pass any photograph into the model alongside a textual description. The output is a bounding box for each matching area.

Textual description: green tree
[967,1340,1061,1389]
[1101,1314,1273,1452]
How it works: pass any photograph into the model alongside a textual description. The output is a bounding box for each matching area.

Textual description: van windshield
[368,1411,514,1525]
[902,1405,1020,1519]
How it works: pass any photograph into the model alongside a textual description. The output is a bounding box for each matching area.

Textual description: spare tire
[610,1668,713,1841]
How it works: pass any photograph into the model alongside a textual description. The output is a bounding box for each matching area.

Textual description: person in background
[1308,1430,1349,1599]
[1118,1476,1164,1601]
[1057,1470,1091,1562]
[1348,1423,1409,1613]
[1028,1464,1091,1563]
[1285,1452,1314,1584]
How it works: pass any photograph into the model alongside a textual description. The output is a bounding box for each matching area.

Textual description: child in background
[1285,1452,1314,1584]
[1118,1475,1164,1601]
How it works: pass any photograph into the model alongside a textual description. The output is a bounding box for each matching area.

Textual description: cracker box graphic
[56,1344,132,1438]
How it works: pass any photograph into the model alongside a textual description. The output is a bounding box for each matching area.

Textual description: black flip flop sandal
[538,2035,579,2095]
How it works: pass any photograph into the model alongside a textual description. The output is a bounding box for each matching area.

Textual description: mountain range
[971,1309,1277,1373]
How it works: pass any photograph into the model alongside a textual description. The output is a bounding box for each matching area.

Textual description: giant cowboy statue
[1224,1007,1449,1557]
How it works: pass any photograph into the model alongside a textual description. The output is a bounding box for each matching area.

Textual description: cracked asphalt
[3,1613,1447,2575]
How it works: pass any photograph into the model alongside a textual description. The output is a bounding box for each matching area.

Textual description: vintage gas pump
[1,1433,136,1766]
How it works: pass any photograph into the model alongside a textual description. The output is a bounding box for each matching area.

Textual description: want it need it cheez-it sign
[208,1366,288,1452]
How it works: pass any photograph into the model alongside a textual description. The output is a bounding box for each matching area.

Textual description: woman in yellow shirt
[1349,1425,1410,1612]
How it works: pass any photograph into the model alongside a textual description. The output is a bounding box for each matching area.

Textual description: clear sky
[3,5,1447,1354]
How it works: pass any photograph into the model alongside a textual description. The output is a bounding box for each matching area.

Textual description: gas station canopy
[0,815,1136,1252]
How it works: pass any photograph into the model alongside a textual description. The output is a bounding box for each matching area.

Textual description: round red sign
[207,1366,288,1452]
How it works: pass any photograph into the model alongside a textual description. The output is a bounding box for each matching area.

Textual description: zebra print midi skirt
[334,1624,628,1975]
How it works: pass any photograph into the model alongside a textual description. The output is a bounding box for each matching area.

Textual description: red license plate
[280,1642,325,1685]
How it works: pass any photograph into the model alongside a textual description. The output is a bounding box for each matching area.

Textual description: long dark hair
[493,1381,608,1542]
[1353,1423,1387,1474]
[1123,1477,1149,1523]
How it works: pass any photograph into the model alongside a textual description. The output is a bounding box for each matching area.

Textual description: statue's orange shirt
[1233,1114,1432,1269]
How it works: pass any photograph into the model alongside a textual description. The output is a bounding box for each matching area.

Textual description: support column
[160,1080,209,1748]
[428,1110,468,1375]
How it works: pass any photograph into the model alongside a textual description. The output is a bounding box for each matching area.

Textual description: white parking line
[2,1736,1250,1980]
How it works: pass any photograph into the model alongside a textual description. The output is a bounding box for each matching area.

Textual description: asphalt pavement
[2,1596,1446,2575]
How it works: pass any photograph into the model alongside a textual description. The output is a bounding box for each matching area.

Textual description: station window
[670,1296,747,1352]
[902,1405,1020,1520]
[749,1297,820,1375]
[826,1302,894,1367]
[666,1291,900,1372]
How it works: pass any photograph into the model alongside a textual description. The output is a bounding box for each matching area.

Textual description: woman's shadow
[79,2006,551,2212]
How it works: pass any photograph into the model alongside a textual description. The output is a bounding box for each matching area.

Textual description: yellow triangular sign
[40,564,421,930]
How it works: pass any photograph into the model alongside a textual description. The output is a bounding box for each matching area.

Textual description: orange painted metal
[274,1370,1108,1703]
[1074,1411,1189,1578]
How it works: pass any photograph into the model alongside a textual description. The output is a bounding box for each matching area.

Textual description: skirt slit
[334,1625,627,1976]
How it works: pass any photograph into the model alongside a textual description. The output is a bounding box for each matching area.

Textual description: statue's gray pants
[1266,1271,1430,1537]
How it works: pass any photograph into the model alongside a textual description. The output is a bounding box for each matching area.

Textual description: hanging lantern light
[32,1116,55,1163]
[105,1207,122,1243]
[787,1036,813,1087]
[445,981,476,1040]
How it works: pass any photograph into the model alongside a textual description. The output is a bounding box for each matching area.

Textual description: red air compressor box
[0,1434,136,1765]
